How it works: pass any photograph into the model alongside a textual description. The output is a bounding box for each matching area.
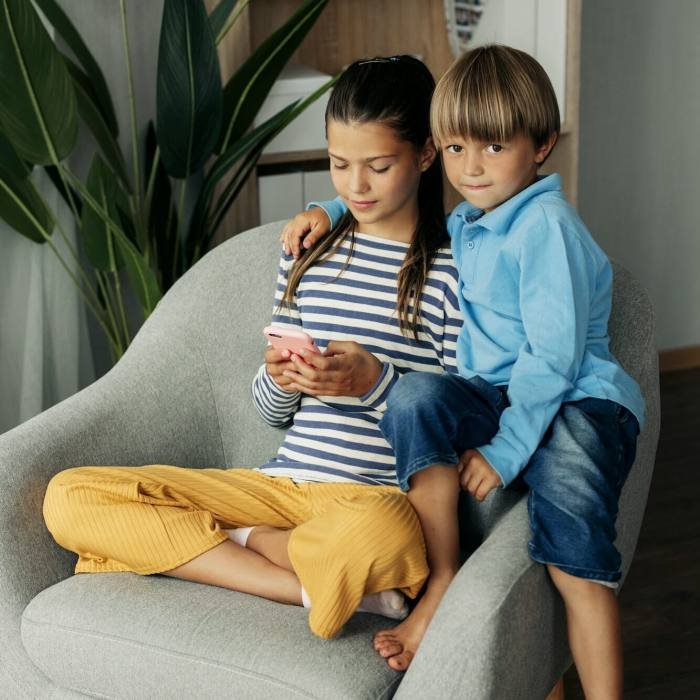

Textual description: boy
[282,45,644,698]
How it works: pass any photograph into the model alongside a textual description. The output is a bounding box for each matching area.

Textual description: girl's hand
[280,208,332,258]
[458,449,502,501]
[282,341,383,397]
[264,346,300,392]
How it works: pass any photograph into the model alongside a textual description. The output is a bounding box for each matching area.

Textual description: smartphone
[263,325,320,356]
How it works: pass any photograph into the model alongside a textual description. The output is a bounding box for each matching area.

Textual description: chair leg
[545,678,565,700]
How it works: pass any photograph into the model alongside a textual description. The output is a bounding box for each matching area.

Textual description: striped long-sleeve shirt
[252,231,463,487]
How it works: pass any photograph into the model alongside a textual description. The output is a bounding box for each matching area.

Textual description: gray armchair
[0,223,660,699]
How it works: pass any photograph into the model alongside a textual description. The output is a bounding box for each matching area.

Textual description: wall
[579,0,700,351]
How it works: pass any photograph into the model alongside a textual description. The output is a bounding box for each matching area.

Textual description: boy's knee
[386,372,452,414]
[546,565,615,599]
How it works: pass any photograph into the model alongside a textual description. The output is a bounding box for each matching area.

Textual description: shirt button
[467,241,475,249]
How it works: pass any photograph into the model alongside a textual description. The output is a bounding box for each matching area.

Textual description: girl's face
[327,119,435,242]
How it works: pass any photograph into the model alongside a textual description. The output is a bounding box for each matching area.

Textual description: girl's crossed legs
[43,466,428,639]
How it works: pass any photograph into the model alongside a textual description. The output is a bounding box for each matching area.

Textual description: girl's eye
[486,144,503,153]
[332,162,348,170]
[370,166,390,174]
[446,144,462,154]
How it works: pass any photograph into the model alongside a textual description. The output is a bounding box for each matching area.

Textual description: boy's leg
[374,372,505,669]
[547,566,623,698]
[523,399,639,699]
[43,465,310,603]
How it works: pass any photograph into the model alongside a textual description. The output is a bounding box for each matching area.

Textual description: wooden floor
[563,367,700,698]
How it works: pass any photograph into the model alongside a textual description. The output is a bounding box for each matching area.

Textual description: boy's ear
[534,132,558,164]
[419,137,438,171]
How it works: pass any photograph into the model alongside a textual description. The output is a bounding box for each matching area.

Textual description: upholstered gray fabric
[21,573,401,699]
[0,222,660,699]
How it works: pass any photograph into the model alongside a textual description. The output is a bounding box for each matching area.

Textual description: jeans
[379,372,639,584]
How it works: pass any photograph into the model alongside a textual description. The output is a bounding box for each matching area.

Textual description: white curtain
[0,171,95,434]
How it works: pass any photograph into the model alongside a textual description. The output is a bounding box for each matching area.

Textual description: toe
[373,635,398,651]
[377,642,403,658]
[373,629,396,643]
[388,649,415,671]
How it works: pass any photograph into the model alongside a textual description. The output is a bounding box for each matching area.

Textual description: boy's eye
[445,144,462,154]
[486,144,504,153]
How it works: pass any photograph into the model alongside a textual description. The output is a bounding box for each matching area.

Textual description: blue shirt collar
[452,173,562,234]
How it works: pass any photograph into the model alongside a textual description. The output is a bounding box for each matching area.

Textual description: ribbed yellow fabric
[43,465,428,638]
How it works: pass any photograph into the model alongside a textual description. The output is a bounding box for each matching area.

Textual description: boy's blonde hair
[431,44,560,150]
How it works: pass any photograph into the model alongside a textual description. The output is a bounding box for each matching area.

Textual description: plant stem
[0,178,121,356]
[119,0,142,207]
[174,176,188,281]
[215,0,252,45]
[94,271,125,356]
[144,145,161,217]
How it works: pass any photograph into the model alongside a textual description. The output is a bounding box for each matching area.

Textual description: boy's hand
[264,346,299,392]
[280,207,332,258]
[281,341,383,397]
[458,449,502,501]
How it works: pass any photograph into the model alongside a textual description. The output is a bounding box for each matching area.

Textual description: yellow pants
[43,465,428,639]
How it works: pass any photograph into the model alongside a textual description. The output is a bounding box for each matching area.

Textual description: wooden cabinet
[214,0,580,238]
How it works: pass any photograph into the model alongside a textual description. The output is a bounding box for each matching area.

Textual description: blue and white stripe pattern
[252,231,463,487]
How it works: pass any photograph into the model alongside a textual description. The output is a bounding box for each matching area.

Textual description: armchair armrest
[0,325,223,697]
[396,498,569,700]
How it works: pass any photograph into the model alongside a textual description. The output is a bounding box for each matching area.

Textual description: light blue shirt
[310,173,645,486]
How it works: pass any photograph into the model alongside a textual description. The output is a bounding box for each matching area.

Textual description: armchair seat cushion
[21,573,401,699]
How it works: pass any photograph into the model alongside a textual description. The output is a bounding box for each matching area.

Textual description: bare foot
[373,572,455,671]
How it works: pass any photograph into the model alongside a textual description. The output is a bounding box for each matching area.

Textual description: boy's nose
[463,153,484,176]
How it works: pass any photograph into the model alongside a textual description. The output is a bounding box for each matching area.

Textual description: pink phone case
[263,325,320,355]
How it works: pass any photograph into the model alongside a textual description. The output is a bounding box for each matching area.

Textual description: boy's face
[440,132,556,212]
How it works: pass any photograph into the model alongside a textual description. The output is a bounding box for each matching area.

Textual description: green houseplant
[0,0,334,362]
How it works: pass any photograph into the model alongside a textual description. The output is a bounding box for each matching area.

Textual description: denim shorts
[379,372,640,584]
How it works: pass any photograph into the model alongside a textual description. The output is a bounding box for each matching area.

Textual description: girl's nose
[349,168,369,194]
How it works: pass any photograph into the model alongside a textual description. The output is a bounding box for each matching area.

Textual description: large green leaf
[192,74,337,251]
[0,0,78,165]
[217,0,327,154]
[145,122,178,290]
[33,0,119,137]
[0,171,54,243]
[187,100,300,249]
[0,128,30,179]
[81,155,125,271]
[156,0,222,178]
[44,164,82,216]
[64,57,130,189]
[208,0,241,44]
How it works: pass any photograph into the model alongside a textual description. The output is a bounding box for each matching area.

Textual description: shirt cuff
[476,437,527,488]
[358,362,398,412]
[261,365,300,399]
[307,196,346,229]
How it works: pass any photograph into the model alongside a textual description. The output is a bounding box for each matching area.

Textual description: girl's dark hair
[281,55,447,339]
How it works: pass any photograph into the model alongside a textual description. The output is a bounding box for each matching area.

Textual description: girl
[43,56,464,646]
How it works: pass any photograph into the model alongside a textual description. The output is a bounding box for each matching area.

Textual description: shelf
[258,149,328,166]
